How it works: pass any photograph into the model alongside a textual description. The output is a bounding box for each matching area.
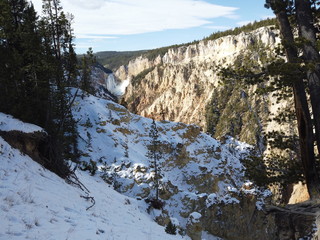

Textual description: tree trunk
[154,155,159,200]
[274,4,320,199]
[295,0,320,156]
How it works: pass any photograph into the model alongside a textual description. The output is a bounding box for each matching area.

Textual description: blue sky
[32,0,273,53]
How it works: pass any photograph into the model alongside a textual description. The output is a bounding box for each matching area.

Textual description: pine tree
[219,0,320,199]
[0,0,50,126]
[64,13,78,87]
[80,47,96,97]
[0,0,75,178]
[147,119,162,201]
[40,0,80,163]
[295,0,320,157]
[265,0,320,200]
[0,0,21,114]
[165,220,177,235]
[124,135,129,158]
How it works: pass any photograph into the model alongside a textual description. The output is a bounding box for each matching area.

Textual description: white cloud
[32,0,237,37]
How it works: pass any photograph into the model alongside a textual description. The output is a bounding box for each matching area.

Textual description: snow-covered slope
[0,113,43,133]
[0,113,189,240]
[72,89,270,239]
[0,89,271,240]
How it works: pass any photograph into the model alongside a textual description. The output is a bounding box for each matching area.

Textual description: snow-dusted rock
[71,88,276,239]
[186,212,203,240]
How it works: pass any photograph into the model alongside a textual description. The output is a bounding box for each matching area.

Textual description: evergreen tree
[0,0,50,126]
[147,119,162,201]
[40,0,79,163]
[265,0,320,200]
[219,0,320,199]
[80,47,96,97]
[295,0,320,156]
[0,0,76,178]
[165,220,177,235]
[64,13,78,87]
[124,135,129,158]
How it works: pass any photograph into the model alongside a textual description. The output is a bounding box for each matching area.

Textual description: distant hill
[94,50,147,71]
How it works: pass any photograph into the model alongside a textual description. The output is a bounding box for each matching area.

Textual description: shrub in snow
[83,118,93,128]
[165,220,177,235]
[80,160,98,176]
[145,197,164,210]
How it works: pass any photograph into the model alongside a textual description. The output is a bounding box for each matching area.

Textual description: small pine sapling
[165,220,177,235]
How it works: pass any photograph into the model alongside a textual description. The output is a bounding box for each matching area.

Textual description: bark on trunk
[295,0,320,156]
[274,3,320,199]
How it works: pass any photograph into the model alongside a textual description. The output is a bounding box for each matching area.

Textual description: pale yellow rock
[288,182,310,204]
[115,27,281,137]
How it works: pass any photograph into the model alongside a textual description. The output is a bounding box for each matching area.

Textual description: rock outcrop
[112,26,304,205]
[115,27,280,146]
[71,90,285,240]
[0,130,47,162]
[0,129,70,178]
[92,26,317,239]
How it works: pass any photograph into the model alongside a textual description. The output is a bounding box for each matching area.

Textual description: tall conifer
[41,0,79,162]
[147,119,162,201]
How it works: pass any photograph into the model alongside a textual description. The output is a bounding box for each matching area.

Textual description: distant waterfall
[105,74,129,96]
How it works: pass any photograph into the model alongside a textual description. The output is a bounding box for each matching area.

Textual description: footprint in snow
[64,207,78,213]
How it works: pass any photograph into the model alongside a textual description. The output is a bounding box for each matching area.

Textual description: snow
[0,114,188,240]
[0,113,43,133]
[202,231,224,240]
[0,88,269,240]
[206,193,218,207]
[68,89,259,234]
[188,212,202,224]
[171,217,180,226]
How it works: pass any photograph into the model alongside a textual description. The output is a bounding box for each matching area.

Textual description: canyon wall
[115,27,282,147]
[111,26,311,205]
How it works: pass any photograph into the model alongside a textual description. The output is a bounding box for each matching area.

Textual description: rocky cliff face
[92,26,317,238]
[71,89,279,239]
[111,26,313,205]
[71,89,317,240]
[115,27,280,146]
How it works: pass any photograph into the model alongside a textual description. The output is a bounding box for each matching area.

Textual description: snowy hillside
[0,89,270,240]
[72,89,270,238]
[0,113,190,240]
